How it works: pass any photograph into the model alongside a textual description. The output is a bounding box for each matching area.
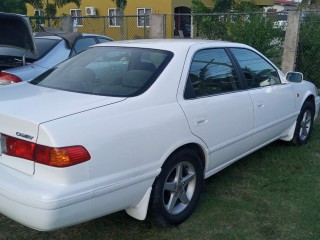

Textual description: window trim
[34,9,45,25]
[108,8,121,27]
[34,9,45,17]
[70,9,83,26]
[137,8,151,28]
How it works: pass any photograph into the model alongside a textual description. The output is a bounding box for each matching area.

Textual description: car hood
[0,12,36,55]
[0,82,125,138]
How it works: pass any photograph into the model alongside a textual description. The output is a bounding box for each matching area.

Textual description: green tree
[192,0,260,40]
[296,12,320,87]
[0,0,27,14]
[26,0,81,18]
[300,0,320,7]
[26,0,81,28]
[192,0,235,13]
[192,0,231,39]
[192,0,284,63]
[213,0,235,12]
[111,0,127,40]
[228,13,284,65]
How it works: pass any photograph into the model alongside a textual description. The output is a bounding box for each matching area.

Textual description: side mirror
[286,72,303,83]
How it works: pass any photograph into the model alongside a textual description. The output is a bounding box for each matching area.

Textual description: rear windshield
[0,38,59,61]
[30,46,173,97]
[34,38,60,58]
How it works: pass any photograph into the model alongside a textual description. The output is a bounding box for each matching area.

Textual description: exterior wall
[27,0,274,17]
[26,0,275,39]
[26,0,214,39]
[253,0,275,5]
[265,5,286,11]
[28,0,188,16]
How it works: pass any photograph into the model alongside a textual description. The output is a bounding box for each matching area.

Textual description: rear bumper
[0,191,93,231]
[0,163,94,231]
[0,162,159,231]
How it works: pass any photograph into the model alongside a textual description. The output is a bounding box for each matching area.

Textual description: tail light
[0,71,22,85]
[0,134,91,167]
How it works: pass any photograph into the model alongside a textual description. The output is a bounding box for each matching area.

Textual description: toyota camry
[0,39,319,231]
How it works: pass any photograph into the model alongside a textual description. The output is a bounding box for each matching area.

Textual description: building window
[34,9,45,25]
[70,9,83,26]
[137,8,151,27]
[108,8,121,27]
[34,9,45,17]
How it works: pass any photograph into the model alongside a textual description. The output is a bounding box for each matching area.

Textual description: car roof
[35,28,112,48]
[35,27,82,48]
[94,39,250,52]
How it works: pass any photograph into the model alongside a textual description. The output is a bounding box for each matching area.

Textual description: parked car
[0,12,112,85]
[0,39,319,231]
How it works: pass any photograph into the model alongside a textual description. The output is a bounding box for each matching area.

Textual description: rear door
[178,47,254,172]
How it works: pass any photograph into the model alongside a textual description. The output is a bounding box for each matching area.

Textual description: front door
[230,48,296,148]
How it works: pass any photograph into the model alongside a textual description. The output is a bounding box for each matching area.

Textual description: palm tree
[112,0,127,40]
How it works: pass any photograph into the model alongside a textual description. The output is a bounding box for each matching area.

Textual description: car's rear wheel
[292,101,315,145]
[148,148,203,226]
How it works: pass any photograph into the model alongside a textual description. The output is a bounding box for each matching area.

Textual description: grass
[1,119,319,240]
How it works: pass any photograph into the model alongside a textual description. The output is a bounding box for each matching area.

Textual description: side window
[97,37,112,43]
[186,48,240,98]
[230,48,281,89]
[70,37,97,57]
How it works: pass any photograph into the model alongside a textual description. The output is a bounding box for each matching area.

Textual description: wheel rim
[162,161,196,215]
[299,109,312,141]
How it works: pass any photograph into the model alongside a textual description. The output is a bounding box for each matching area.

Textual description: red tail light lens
[0,72,22,85]
[1,134,91,167]
[2,135,35,160]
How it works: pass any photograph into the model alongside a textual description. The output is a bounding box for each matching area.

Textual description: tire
[292,101,315,145]
[148,148,204,226]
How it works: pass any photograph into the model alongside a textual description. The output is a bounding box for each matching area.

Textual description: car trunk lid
[0,12,37,71]
[0,12,36,54]
[0,82,125,175]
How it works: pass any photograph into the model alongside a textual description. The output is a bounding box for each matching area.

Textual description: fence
[296,11,320,88]
[30,15,151,40]
[30,10,320,88]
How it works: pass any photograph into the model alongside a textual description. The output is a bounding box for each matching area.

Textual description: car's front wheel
[292,100,315,145]
[148,148,204,226]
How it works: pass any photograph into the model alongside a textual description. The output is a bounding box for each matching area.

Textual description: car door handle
[256,103,264,109]
[193,116,208,126]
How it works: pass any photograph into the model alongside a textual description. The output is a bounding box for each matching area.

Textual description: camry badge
[16,132,34,140]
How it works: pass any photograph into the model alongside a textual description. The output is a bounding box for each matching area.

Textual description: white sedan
[0,39,319,231]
